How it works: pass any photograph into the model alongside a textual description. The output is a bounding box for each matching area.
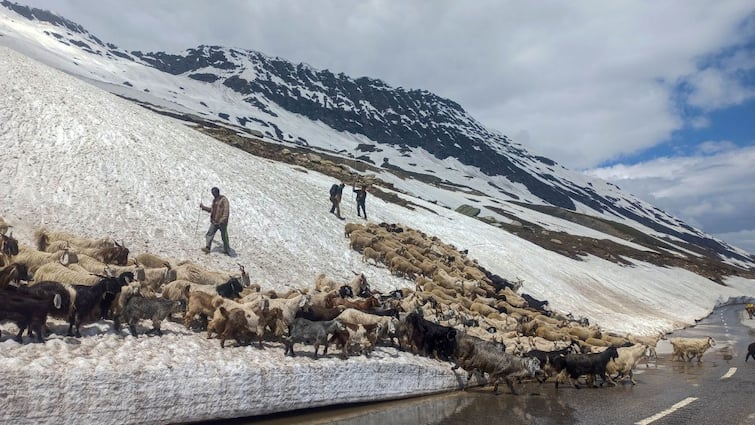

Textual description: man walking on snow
[329,182,345,219]
[353,183,367,219]
[200,186,231,255]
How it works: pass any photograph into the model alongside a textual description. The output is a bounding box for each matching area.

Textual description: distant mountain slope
[0,0,752,269]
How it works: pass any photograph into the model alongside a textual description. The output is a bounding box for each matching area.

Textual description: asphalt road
[217,304,755,425]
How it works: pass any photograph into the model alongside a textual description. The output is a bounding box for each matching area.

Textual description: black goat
[15,281,69,338]
[523,341,580,379]
[364,307,400,319]
[68,272,132,337]
[0,233,19,267]
[552,346,619,389]
[406,311,457,361]
[338,285,353,298]
[0,288,50,342]
[461,317,480,328]
[0,263,30,289]
[482,269,519,292]
[27,281,75,321]
[216,277,243,299]
[521,293,549,313]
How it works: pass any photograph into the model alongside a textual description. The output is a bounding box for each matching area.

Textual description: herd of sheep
[0,217,727,393]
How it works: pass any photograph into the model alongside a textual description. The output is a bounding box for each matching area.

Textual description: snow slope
[1,46,754,424]
[1,2,751,269]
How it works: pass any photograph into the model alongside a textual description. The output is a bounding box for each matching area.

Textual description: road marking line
[635,397,698,425]
[721,367,736,379]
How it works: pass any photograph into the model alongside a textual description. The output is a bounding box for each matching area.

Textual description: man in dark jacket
[329,182,345,218]
[200,187,231,255]
[353,184,367,219]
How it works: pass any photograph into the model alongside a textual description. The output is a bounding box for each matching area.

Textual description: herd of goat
[0,218,723,394]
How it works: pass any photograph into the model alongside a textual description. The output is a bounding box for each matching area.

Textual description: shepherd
[199,186,231,255]
[353,183,368,220]
[329,182,345,219]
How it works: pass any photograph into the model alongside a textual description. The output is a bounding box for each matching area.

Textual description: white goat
[173,261,234,286]
[670,336,715,362]
[606,344,648,384]
[33,261,102,285]
[13,245,75,274]
[627,331,666,362]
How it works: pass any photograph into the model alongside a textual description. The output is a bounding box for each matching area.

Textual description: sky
[8,0,755,253]
[1,44,755,424]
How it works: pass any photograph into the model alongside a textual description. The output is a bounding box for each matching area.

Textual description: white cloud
[689,115,711,129]
[15,0,755,169]
[587,144,755,252]
[695,140,737,155]
[684,67,755,111]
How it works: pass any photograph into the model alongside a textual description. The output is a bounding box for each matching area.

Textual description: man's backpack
[330,184,339,197]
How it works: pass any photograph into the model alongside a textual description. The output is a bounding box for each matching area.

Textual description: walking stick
[194,202,202,237]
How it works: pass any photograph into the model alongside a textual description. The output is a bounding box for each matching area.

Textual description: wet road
[211,304,755,425]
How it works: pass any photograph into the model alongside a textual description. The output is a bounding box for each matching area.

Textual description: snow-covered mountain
[1,4,755,423]
[0,0,752,275]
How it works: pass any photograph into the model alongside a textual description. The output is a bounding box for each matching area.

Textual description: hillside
[0,0,752,272]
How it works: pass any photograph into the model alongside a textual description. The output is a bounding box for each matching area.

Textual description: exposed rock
[455,205,481,217]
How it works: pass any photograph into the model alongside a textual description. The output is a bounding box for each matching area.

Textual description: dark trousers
[205,223,230,253]
[357,201,366,218]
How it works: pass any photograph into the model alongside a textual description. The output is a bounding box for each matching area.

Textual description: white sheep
[15,245,77,274]
[162,279,200,301]
[41,240,71,253]
[344,222,365,238]
[135,252,173,269]
[388,256,421,279]
[75,254,126,276]
[361,246,383,265]
[33,261,103,285]
[173,261,234,286]
[35,227,114,251]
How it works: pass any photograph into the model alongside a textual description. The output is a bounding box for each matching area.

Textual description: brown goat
[217,307,255,348]
[329,295,380,311]
[183,290,220,329]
